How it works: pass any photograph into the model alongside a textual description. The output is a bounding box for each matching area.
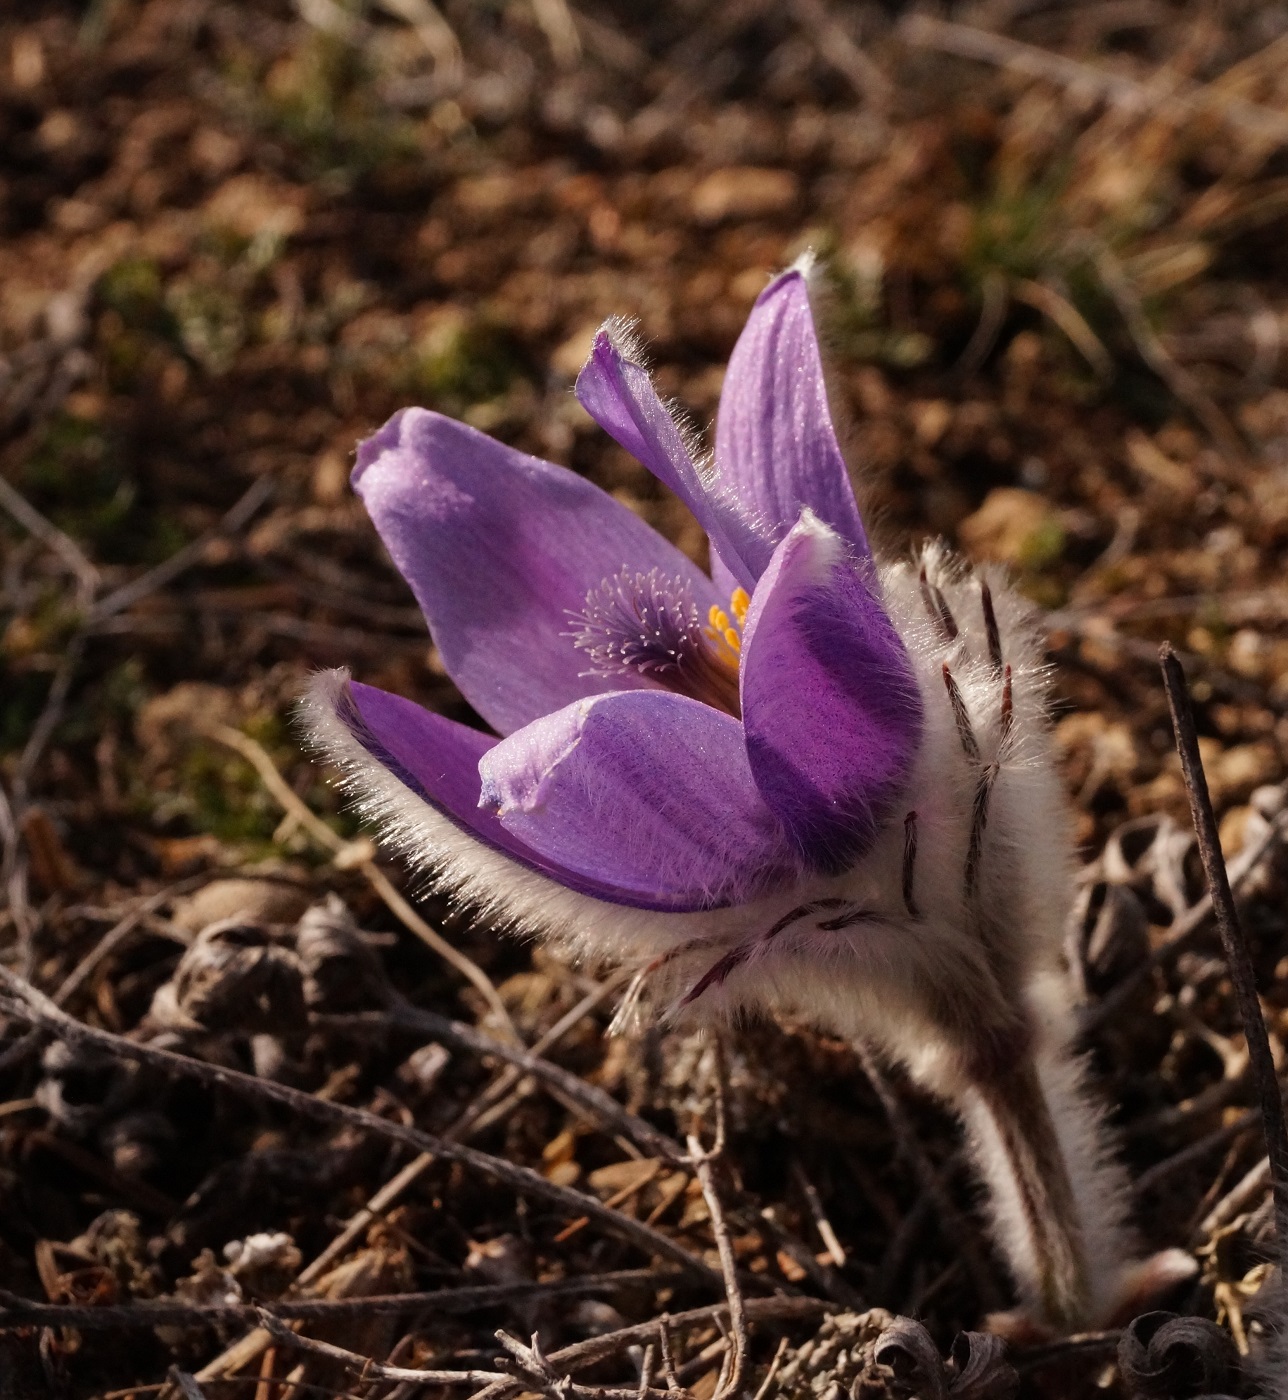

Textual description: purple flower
[305,265,923,917]
[304,261,1193,1333]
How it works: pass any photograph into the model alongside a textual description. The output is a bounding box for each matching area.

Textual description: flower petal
[715,266,869,563]
[739,512,922,873]
[309,673,700,910]
[479,689,799,908]
[354,408,721,736]
[575,329,765,592]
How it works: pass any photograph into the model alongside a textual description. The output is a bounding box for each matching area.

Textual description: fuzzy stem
[964,1055,1091,1330]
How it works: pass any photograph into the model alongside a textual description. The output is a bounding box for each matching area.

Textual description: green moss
[233,30,423,182]
[1017,516,1066,571]
[99,257,168,331]
[410,315,528,411]
[21,413,193,566]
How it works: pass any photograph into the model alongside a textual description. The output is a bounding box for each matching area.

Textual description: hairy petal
[740,513,922,872]
[307,673,709,911]
[715,267,869,567]
[354,408,720,736]
[576,330,765,592]
[479,689,798,907]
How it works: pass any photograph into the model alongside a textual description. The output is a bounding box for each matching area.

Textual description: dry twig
[1161,642,1288,1277]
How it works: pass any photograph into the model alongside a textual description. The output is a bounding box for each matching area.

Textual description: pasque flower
[304,261,1191,1333]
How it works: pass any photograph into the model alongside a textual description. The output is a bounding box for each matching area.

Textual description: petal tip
[754,254,817,308]
[352,409,413,489]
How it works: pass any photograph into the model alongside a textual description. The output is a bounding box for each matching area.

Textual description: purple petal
[715,267,869,563]
[575,330,765,592]
[479,690,799,908]
[323,677,705,910]
[354,408,721,737]
[739,513,922,873]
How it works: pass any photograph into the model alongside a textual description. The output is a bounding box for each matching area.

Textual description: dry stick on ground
[1161,642,1288,1279]
[89,477,275,622]
[790,1160,846,1268]
[0,1270,684,1331]
[853,1042,1005,1312]
[0,967,720,1286]
[378,999,684,1163]
[685,1124,748,1400]
[204,722,519,1045]
[954,270,1008,377]
[1012,278,1112,380]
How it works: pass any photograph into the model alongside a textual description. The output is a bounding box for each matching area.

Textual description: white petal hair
[301,541,1193,1331]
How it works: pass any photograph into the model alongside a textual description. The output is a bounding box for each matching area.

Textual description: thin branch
[686,1137,747,1400]
[0,966,720,1285]
[790,1161,846,1268]
[751,1337,789,1400]
[1131,1110,1257,1198]
[955,270,1009,377]
[1013,278,1112,380]
[0,1272,681,1332]
[1160,642,1288,1279]
[256,1310,499,1387]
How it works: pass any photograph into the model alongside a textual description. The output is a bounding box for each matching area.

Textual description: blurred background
[7,2,1288,1393]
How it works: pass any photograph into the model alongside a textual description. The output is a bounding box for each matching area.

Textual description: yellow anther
[730,587,750,625]
[723,627,741,653]
[709,605,730,633]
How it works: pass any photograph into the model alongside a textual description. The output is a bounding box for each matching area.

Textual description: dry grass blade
[1013,278,1112,380]
[1092,246,1247,467]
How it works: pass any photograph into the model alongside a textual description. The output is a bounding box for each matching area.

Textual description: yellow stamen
[705,590,748,669]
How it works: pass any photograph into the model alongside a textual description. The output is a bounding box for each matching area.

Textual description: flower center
[568,569,747,717]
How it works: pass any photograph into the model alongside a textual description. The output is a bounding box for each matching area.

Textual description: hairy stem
[962,1053,1093,1330]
